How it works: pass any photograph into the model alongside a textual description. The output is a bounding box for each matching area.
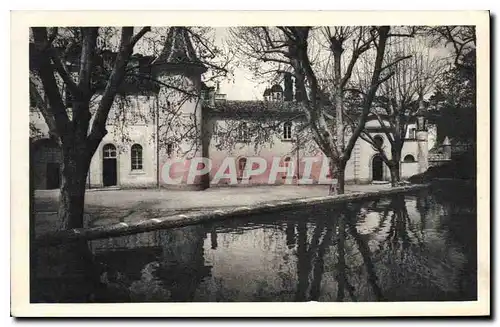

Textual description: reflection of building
[30,28,449,190]
[90,226,211,302]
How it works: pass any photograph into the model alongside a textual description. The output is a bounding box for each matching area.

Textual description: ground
[33,184,392,235]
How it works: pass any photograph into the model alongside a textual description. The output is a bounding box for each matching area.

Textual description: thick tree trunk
[389,163,401,187]
[58,151,91,230]
[389,152,401,187]
[329,159,346,195]
[54,151,107,302]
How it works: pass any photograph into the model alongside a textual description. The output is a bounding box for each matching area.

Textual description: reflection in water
[32,186,477,302]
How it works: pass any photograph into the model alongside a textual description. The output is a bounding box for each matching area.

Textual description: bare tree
[30,27,151,230]
[351,37,447,185]
[30,27,231,230]
[229,26,407,194]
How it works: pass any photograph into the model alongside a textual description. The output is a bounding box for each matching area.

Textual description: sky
[131,26,452,102]
[209,27,451,102]
[213,27,267,101]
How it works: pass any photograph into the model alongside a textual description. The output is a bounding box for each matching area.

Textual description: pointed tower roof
[152,27,207,75]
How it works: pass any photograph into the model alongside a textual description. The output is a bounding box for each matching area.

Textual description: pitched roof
[152,27,206,73]
[206,100,305,119]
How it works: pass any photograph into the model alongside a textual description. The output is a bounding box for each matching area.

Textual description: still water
[33,186,477,302]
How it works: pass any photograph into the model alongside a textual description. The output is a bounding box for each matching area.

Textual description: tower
[152,27,209,190]
[416,101,429,174]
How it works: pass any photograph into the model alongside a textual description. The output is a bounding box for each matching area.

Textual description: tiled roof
[206,100,305,119]
[151,27,206,73]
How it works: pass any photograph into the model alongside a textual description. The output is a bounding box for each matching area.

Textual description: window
[238,123,249,142]
[103,144,117,158]
[408,128,416,139]
[166,143,174,157]
[238,157,247,171]
[283,122,292,140]
[403,154,416,163]
[238,157,247,179]
[131,144,143,170]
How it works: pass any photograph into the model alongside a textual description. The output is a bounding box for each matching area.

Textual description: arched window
[103,144,117,159]
[403,154,416,163]
[239,122,249,142]
[238,157,247,171]
[131,144,143,170]
[284,156,291,167]
[283,122,292,140]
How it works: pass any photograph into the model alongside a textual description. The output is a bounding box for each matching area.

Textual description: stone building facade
[30,28,443,190]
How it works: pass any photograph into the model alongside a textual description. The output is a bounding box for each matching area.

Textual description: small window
[408,128,416,139]
[166,143,174,157]
[284,156,291,167]
[238,123,249,142]
[103,144,117,159]
[403,154,416,163]
[238,157,247,179]
[238,157,247,171]
[283,122,292,140]
[131,144,143,170]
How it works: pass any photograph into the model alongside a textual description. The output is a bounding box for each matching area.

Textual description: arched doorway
[102,144,117,186]
[372,154,384,181]
[32,138,62,190]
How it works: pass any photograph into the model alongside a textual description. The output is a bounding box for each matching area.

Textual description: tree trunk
[389,162,401,187]
[58,151,91,230]
[329,159,346,195]
[54,151,106,302]
[389,152,401,187]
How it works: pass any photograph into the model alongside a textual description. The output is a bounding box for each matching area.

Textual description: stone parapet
[35,184,430,247]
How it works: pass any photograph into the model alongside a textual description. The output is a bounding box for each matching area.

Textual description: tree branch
[380,55,412,73]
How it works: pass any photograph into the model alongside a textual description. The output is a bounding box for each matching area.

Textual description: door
[46,163,60,189]
[372,155,384,181]
[103,144,117,186]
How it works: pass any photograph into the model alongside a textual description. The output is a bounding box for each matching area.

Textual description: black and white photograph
[10,10,489,317]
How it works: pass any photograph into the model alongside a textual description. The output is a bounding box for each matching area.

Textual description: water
[32,185,477,302]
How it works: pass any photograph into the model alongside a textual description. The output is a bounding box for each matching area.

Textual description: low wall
[35,184,430,247]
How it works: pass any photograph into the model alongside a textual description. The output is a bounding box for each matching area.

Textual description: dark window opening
[283,122,292,140]
[239,123,249,142]
[403,154,416,163]
[131,144,143,170]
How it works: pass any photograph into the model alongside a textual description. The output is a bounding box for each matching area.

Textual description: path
[33,184,392,235]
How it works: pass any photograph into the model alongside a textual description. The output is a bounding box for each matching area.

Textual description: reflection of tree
[385,195,412,259]
[155,225,212,301]
[295,217,339,301]
[334,213,356,302]
[344,204,385,301]
[292,204,386,302]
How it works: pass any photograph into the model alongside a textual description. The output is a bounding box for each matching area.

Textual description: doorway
[46,163,60,189]
[103,144,117,187]
[372,155,384,181]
